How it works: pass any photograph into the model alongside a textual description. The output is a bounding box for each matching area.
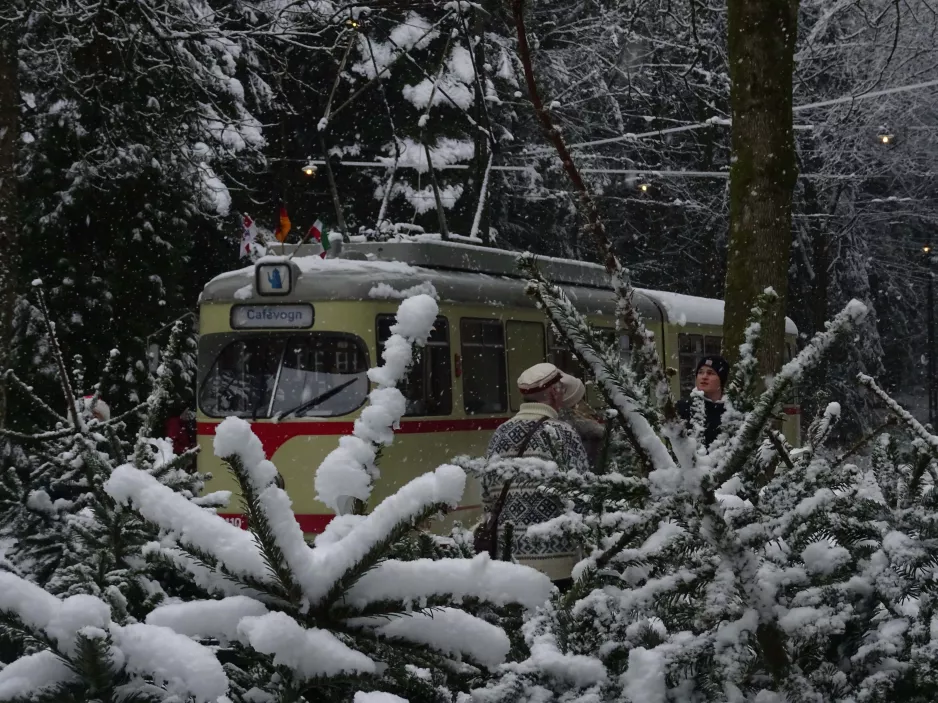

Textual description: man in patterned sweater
[482,363,590,588]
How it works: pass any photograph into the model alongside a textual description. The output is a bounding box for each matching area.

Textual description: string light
[925,244,932,254]
[639,183,650,192]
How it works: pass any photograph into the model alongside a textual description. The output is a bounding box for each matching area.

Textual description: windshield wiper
[280,378,359,419]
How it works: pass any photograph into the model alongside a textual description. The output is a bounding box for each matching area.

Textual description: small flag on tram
[308,219,330,258]
[274,204,291,242]
[240,214,257,259]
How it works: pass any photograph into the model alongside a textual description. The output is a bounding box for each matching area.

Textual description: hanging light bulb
[639,183,650,193]
[302,162,318,177]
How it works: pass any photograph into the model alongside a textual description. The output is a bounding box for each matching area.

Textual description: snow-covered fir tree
[12,0,268,408]
[0,292,551,703]
[463,255,938,702]
[0,284,205,614]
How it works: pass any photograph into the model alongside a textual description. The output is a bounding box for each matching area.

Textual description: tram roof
[203,239,797,335]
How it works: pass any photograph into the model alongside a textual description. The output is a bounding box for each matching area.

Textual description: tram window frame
[547,326,583,377]
[198,332,370,419]
[460,318,508,415]
[506,320,547,412]
[376,314,453,417]
[678,333,723,396]
[548,326,626,371]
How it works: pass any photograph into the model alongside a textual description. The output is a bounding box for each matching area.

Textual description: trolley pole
[926,244,937,427]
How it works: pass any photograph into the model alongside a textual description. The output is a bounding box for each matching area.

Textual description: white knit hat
[517,362,581,401]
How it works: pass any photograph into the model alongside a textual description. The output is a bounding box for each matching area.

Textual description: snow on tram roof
[203,239,797,335]
[642,289,798,336]
[208,253,419,283]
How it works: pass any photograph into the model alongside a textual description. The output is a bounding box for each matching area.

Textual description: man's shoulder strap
[515,416,550,457]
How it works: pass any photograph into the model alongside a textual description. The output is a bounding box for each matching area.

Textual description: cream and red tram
[196,241,800,534]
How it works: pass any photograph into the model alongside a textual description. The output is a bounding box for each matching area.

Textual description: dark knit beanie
[696,355,730,388]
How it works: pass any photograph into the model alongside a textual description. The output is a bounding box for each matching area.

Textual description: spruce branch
[858,373,938,458]
[88,348,121,419]
[832,416,898,470]
[726,288,779,411]
[710,300,867,491]
[520,258,673,476]
[328,594,460,622]
[2,370,68,424]
[33,285,81,430]
[134,320,185,469]
[318,500,459,612]
[223,453,304,606]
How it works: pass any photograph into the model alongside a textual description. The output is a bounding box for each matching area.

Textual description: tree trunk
[0,25,19,429]
[723,0,800,375]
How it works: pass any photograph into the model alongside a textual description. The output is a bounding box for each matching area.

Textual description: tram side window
[377,315,452,416]
[461,319,508,415]
[678,333,723,396]
[199,334,369,419]
[506,321,546,412]
[548,326,626,374]
[547,327,583,378]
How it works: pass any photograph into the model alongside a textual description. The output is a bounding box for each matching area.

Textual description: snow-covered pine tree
[0,283,206,616]
[469,257,938,702]
[14,0,268,408]
[0,292,552,703]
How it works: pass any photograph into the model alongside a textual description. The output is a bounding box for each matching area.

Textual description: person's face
[695,365,722,396]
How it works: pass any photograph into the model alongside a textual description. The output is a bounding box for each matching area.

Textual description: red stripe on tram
[198,417,508,458]
[219,504,482,534]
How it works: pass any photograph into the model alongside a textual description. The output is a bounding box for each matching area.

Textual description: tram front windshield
[199,333,369,419]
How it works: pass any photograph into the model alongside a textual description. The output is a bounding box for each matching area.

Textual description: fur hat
[696,355,730,389]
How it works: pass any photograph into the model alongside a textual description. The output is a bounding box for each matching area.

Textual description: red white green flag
[240,214,257,259]
[308,219,330,258]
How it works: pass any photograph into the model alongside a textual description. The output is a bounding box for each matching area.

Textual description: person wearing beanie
[677,355,730,446]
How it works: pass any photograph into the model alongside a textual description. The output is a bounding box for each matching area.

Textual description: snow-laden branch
[215,414,469,607]
[859,372,938,454]
[104,464,272,584]
[237,611,377,678]
[348,607,510,670]
[134,319,186,469]
[521,260,678,477]
[344,553,553,611]
[315,293,439,512]
[0,651,79,699]
[0,571,229,703]
[712,299,868,489]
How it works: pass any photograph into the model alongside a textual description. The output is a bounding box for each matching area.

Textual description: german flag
[274,204,291,242]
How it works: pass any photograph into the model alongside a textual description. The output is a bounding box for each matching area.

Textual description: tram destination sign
[231,304,314,329]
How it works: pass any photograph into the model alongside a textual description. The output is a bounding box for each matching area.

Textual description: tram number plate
[220,514,248,530]
[231,304,314,329]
